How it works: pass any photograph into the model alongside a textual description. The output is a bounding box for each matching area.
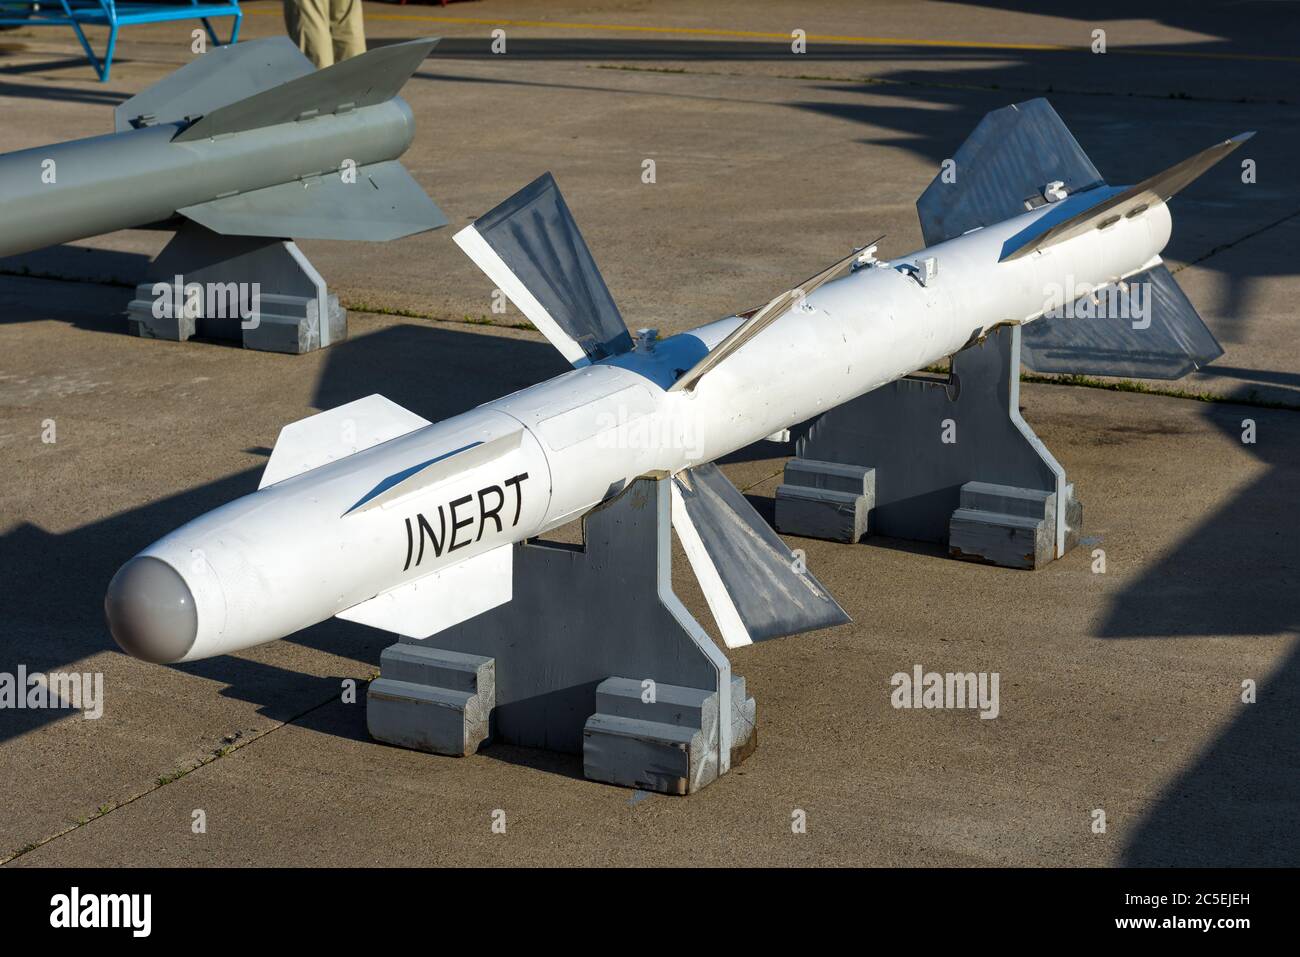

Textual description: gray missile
[0,36,447,260]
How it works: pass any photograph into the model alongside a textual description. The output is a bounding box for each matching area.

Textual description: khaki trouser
[283,0,366,69]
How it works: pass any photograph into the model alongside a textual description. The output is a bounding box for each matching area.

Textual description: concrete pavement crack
[0,679,366,866]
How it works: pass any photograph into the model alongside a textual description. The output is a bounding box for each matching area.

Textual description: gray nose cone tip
[105,557,198,663]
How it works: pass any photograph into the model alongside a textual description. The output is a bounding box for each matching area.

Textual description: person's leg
[283,0,335,68]
[330,0,367,64]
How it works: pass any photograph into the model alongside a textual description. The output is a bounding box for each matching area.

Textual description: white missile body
[106,100,1247,664]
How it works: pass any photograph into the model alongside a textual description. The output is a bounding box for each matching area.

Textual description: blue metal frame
[0,1,242,81]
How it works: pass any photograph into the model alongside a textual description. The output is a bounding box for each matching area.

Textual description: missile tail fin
[1021,260,1223,379]
[454,173,633,366]
[174,37,439,142]
[917,98,1106,247]
[260,394,431,489]
[670,463,849,649]
[115,37,315,133]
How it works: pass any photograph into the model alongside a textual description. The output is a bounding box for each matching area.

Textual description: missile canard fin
[260,394,431,489]
[336,544,512,639]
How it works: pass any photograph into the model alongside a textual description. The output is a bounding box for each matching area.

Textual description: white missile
[106,100,1248,664]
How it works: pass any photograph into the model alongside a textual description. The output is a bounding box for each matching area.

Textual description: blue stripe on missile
[344,442,482,515]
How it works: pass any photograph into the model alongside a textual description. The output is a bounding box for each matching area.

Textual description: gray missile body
[0,36,446,260]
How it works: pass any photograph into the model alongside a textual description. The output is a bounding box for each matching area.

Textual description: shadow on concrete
[0,247,152,316]
[1098,403,1299,865]
[0,73,130,104]
[411,12,1297,402]
[0,322,564,746]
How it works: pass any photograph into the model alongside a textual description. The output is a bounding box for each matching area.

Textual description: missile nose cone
[105,557,198,664]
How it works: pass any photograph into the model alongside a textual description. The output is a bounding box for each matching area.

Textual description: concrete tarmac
[1,2,1296,866]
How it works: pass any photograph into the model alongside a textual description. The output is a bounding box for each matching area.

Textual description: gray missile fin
[344,430,524,516]
[453,173,633,366]
[999,132,1254,261]
[337,544,512,639]
[114,37,315,133]
[174,37,438,143]
[260,394,431,490]
[178,160,448,242]
[916,98,1105,246]
[1021,261,1223,379]
[670,463,850,649]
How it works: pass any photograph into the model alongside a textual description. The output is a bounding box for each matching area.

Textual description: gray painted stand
[126,222,345,354]
[367,476,757,795]
[776,324,1081,568]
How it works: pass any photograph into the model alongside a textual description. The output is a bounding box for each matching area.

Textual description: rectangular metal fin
[336,544,512,639]
[179,160,448,242]
[1020,262,1224,379]
[345,430,524,515]
[1001,132,1254,261]
[916,98,1106,247]
[114,37,315,133]
[453,172,632,365]
[260,394,430,489]
[174,37,438,142]
[670,463,850,649]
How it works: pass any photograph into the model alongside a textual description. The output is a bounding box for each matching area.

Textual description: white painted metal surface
[113,187,1173,663]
